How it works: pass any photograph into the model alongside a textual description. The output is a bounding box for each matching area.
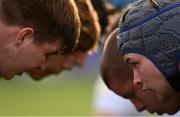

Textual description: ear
[15,28,34,46]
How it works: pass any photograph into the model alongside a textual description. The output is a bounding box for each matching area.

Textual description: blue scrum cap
[117,0,180,91]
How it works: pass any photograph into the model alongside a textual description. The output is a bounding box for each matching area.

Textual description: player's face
[102,66,146,112]
[133,85,179,115]
[27,55,65,80]
[72,51,87,66]
[106,71,145,112]
[27,51,87,80]
[124,53,175,102]
[107,68,179,115]
[0,35,61,79]
[0,21,62,80]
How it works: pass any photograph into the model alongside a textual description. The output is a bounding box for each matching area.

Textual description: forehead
[102,57,133,77]
[104,63,133,79]
[124,53,142,59]
[109,78,134,97]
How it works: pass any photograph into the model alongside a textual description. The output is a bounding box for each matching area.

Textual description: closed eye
[45,51,59,60]
[129,61,139,67]
[124,57,139,68]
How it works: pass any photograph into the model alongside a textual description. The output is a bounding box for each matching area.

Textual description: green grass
[0,73,96,116]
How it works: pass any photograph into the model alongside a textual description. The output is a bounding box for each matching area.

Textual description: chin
[156,109,178,115]
[29,73,47,80]
[166,110,179,115]
[3,73,15,80]
[147,110,155,114]
[147,108,160,115]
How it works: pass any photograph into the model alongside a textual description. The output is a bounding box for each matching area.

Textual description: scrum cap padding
[117,0,180,91]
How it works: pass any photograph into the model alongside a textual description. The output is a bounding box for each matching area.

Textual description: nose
[133,70,143,86]
[62,62,73,70]
[131,98,145,112]
[40,62,48,71]
[75,54,86,66]
[75,58,85,66]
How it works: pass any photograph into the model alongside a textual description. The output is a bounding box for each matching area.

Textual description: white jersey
[93,76,150,116]
[93,76,180,116]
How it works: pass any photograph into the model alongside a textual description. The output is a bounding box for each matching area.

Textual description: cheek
[75,53,87,64]
[46,56,65,69]
[143,60,163,80]
[145,67,166,90]
[137,90,158,106]
[134,89,165,113]
[66,58,75,65]
[75,56,86,65]
[27,54,45,68]
[137,62,157,84]
[61,58,75,70]
[25,49,45,67]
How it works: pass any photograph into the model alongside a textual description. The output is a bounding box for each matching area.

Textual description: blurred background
[0,46,103,116]
[0,0,137,116]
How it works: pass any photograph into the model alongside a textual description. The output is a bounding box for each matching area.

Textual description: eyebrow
[124,57,130,64]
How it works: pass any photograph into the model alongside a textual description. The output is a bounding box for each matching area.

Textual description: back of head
[75,0,101,54]
[101,29,133,87]
[117,0,180,91]
[91,0,109,34]
[0,0,81,53]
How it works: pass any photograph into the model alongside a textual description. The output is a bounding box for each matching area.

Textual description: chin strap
[150,0,159,11]
[167,73,180,92]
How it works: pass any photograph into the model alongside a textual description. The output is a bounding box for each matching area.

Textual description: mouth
[3,70,24,80]
[3,72,18,80]
[26,67,41,72]
[17,72,23,76]
[138,107,145,112]
[4,75,14,80]
[62,65,73,70]
[157,112,164,115]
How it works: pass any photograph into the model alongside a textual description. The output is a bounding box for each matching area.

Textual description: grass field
[0,72,97,116]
